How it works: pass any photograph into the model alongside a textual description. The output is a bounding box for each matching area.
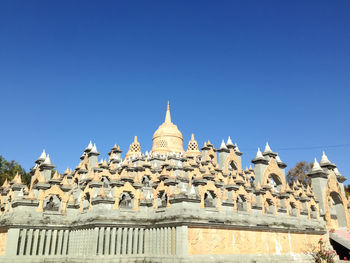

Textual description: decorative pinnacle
[256,148,263,158]
[165,101,172,123]
[220,140,228,150]
[134,136,138,142]
[312,158,322,172]
[320,151,330,164]
[39,149,46,160]
[226,136,234,146]
[85,141,93,151]
[275,155,282,163]
[43,154,52,165]
[264,142,272,153]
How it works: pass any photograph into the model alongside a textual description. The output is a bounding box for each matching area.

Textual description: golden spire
[152,102,184,154]
[165,101,171,123]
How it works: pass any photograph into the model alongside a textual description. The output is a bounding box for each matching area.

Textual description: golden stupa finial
[165,101,171,123]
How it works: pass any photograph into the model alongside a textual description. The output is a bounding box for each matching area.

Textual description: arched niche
[324,171,350,228]
[44,195,61,212]
[204,191,217,208]
[266,173,283,192]
[114,182,139,211]
[153,181,170,210]
[262,159,286,190]
[82,192,91,211]
[289,202,298,217]
[223,151,242,174]
[199,181,221,210]
[236,194,248,212]
[310,204,318,219]
[142,175,152,187]
[204,147,217,165]
[38,185,68,213]
[118,192,134,209]
[329,191,347,228]
[156,191,168,209]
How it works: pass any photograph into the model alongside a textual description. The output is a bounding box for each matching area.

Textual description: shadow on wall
[330,239,350,261]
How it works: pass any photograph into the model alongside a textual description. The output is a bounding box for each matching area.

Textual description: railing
[7,226,177,258]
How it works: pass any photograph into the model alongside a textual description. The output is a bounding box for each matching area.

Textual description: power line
[241,143,350,152]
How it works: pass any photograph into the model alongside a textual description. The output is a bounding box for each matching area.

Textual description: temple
[0,103,349,262]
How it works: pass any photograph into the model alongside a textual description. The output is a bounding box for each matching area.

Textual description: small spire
[234,143,240,152]
[312,158,323,172]
[134,136,138,142]
[38,149,46,160]
[68,194,75,204]
[320,151,330,164]
[165,101,172,123]
[256,148,263,158]
[226,136,234,146]
[191,133,195,140]
[90,143,98,154]
[52,171,60,180]
[61,176,70,186]
[85,141,93,152]
[264,142,272,153]
[13,172,22,185]
[334,167,341,176]
[98,186,106,198]
[275,155,282,163]
[220,140,228,150]
[1,179,9,188]
[43,154,52,165]
[27,189,36,200]
[256,182,261,191]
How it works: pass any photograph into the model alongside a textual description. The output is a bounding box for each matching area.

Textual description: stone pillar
[217,149,230,170]
[156,228,160,254]
[133,228,138,254]
[25,229,33,255]
[308,169,328,214]
[116,228,122,255]
[171,227,176,255]
[175,226,188,256]
[62,229,69,255]
[51,229,57,255]
[167,227,171,255]
[110,227,116,255]
[57,230,63,255]
[138,228,144,254]
[44,229,52,255]
[160,228,164,254]
[144,229,149,255]
[122,228,127,255]
[127,228,133,254]
[32,229,40,256]
[98,227,104,255]
[105,227,110,255]
[38,230,46,255]
[5,228,20,256]
[252,157,268,186]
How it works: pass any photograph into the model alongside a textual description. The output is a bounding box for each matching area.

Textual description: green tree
[286,161,313,186]
[0,155,31,186]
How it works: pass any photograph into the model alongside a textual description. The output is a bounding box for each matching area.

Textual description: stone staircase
[330,229,350,250]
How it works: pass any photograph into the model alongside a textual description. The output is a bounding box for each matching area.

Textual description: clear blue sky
[1,1,349,182]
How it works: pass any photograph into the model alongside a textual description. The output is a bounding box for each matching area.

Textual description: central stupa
[151,102,184,154]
